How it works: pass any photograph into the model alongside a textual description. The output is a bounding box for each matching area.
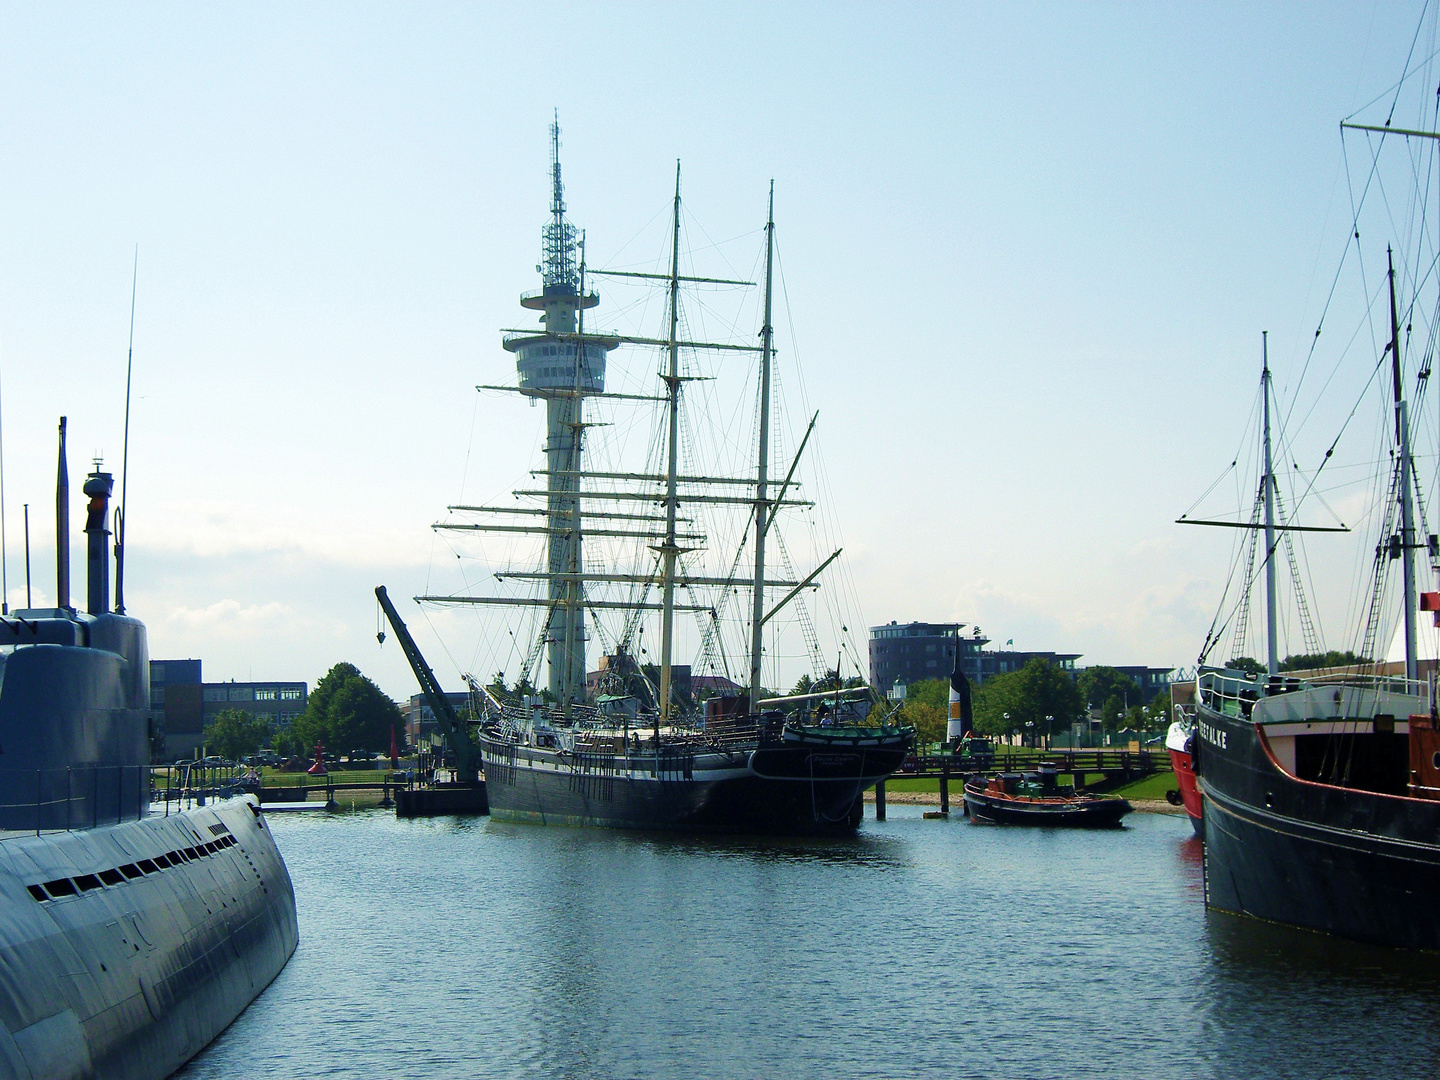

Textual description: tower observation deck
[502,117,619,704]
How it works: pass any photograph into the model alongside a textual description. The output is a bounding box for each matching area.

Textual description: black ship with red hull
[1184,109,1440,949]
[1195,674,1440,950]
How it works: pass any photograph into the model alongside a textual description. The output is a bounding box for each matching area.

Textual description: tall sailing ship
[416,122,911,832]
[1187,48,1440,948]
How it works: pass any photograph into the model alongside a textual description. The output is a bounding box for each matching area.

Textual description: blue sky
[0,2,1431,697]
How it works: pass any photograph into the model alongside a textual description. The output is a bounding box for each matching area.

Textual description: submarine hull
[0,795,297,1080]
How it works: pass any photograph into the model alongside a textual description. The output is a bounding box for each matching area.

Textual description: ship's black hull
[480,733,909,835]
[1198,697,1440,951]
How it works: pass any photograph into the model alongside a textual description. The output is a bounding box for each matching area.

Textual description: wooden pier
[873,749,1164,821]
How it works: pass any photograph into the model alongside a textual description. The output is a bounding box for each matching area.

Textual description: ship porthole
[1431,751,1440,770]
[1265,792,1274,809]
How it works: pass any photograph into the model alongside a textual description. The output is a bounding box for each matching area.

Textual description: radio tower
[503,115,616,704]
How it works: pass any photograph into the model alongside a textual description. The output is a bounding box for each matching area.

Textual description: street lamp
[1045,715,1054,750]
[1004,712,1011,748]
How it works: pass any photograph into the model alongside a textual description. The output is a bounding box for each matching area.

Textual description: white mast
[1262,332,1278,676]
[657,162,683,731]
[748,183,775,703]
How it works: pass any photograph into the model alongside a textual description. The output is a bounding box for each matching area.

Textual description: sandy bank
[862,790,1185,815]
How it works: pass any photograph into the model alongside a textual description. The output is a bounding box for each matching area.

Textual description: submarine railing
[0,765,154,835]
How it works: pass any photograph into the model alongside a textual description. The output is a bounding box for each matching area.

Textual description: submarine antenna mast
[116,247,138,615]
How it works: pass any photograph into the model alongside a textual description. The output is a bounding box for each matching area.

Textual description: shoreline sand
[862,790,1184,815]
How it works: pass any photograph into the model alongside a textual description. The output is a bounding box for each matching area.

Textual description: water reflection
[178,807,1440,1080]
[480,815,914,870]
[1197,895,1440,1079]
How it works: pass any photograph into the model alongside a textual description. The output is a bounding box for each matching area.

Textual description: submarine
[0,418,298,1080]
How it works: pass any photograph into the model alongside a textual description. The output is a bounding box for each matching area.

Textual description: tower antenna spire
[542,110,576,289]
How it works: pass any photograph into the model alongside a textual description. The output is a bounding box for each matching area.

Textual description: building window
[203,688,226,702]
[280,688,303,701]
[152,687,165,704]
[229,688,252,702]
[255,688,277,701]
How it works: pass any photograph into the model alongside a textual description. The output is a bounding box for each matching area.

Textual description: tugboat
[963,763,1132,827]
[0,420,298,1079]
[404,122,913,833]
[1164,710,1203,836]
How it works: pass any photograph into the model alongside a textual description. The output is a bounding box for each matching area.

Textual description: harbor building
[201,680,307,735]
[151,662,307,760]
[1111,665,1175,704]
[151,659,204,761]
[869,622,985,692]
[870,620,1135,696]
[401,691,470,746]
[986,648,1082,679]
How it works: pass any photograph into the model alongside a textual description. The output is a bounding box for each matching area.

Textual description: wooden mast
[560,232,588,714]
[657,162,683,736]
[1262,332,1278,676]
[1389,246,1419,681]
[749,183,775,705]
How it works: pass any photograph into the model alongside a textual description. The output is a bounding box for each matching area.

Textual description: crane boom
[375,585,480,784]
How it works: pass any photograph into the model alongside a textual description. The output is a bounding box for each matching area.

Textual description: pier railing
[903,749,1160,778]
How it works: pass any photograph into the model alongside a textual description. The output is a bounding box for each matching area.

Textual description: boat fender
[1165,789,1183,806]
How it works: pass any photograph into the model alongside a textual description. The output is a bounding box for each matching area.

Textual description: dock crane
[375,585,481,785]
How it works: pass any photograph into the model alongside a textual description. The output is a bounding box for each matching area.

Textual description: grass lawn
[882,770,1174,797]
[257,767,406,786]
[1109,771,1180,800]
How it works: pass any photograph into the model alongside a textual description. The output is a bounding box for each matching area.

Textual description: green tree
[791,674,815,697]
[1227,656,1266,677]
[1101,693,1126,732]
[975,659,1083,745]
[904,678,948,711]
[972,671,1022,738]
[1077,666,1141,711]
[1145,687,1174,733]
[203,708,270,761]
[272,726,306,760]
[297,662,404,760]
[1280,651,1372,672]
[904,702,946,743]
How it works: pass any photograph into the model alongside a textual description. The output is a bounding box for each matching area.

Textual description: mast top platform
[521,284,600,312]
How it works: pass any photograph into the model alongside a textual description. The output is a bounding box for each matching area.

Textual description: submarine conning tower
[84,463,114,615]
[0,426,149,830]
[501,116,618,706]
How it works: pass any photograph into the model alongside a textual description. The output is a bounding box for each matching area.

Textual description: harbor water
[178,806,1440,1079]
